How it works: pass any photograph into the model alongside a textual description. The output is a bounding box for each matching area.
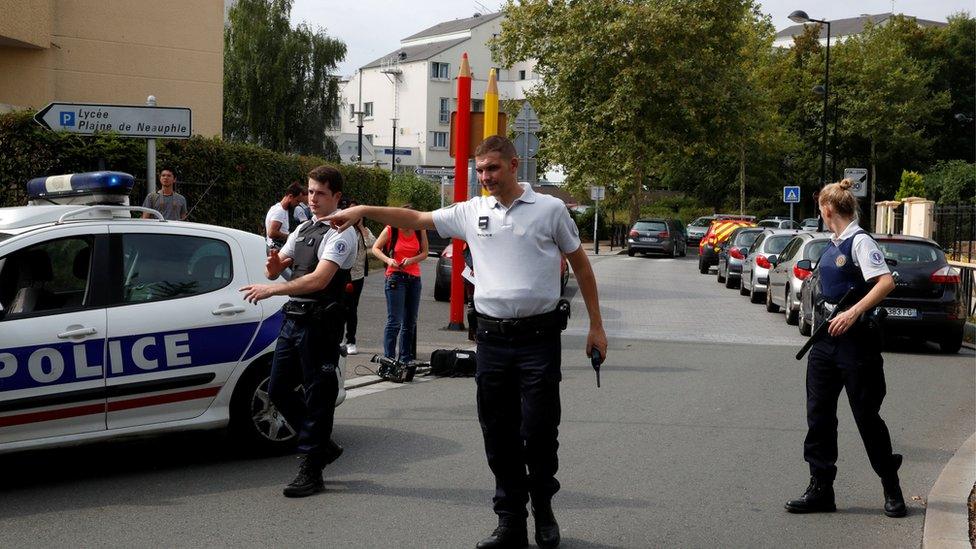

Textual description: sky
[289,0,974,77]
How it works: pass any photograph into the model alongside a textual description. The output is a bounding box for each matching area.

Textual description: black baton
[795,289,855,360]
[590,348,603,388]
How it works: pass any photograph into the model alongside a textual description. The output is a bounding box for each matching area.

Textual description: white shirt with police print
[831,220,889,281]
[280,218,358,270]
[432,183,581,319]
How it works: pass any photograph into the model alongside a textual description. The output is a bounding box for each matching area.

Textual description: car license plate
[640,237,657,242]
[885,307,917,318]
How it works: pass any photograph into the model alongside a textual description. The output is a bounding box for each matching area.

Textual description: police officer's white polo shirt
[432,183,581,319]
[280,216,357,301]
[831,220,889,281]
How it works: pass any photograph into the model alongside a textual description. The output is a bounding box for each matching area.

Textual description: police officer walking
[327,136,607,548]
[785,179,905,517]
[241,165,356,498]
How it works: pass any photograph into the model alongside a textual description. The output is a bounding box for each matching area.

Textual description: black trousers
[475,329,562,525]
[343,277,365,344]
[804,323,899,482]
[268,311,342,461]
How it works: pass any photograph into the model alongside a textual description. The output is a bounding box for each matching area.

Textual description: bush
[895,170,926,200]
[388,173,441,211]
[573,206,608,241]
[924,161,975,204]
[0,110,389,233]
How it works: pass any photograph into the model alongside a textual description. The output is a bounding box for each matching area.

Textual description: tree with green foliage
[832,16,950,226]
[894,170,925,200]
[493,0,770,224]
[224,0,345,159]
[924,160,976,204]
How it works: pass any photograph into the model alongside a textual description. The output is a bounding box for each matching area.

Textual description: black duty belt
[475,309,563,336]
[282,300,340,319]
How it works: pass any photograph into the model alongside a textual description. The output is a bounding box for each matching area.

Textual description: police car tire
[229,358,297,454]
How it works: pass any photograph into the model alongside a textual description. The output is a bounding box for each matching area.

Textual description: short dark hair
[159,166,176,178]
[285,181,304,197]
[307,165,343,194]
[474,135,517,160]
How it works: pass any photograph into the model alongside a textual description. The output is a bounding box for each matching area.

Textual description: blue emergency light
[26,171,135,201]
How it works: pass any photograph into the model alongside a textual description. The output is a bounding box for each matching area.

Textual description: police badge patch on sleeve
[333,240,347,254]
[870,250,884,266]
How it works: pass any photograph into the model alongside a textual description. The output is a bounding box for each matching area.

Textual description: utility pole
[391,118,398,173]
[146,95,157,194]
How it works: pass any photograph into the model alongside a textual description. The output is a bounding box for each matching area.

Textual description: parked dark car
[627,218,687,257]
[716,227,763,289]
[798,235,966,353]
[434,245,569,302]
[426,232,451,257]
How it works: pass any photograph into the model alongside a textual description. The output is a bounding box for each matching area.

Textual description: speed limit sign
[844,168,868,197]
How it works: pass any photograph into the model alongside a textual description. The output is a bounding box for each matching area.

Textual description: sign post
[591,186,605,254]
[783,185,800,222]
[146,96,157,193]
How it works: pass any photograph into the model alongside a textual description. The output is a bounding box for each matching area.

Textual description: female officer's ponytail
[819,178,859,219]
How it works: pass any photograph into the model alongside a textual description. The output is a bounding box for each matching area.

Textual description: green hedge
[0,110,389,233]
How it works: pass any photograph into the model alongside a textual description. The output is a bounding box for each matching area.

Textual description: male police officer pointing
[241,165,356,498]
[327,136,607,548]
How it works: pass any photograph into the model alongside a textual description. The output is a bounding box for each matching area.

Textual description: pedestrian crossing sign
[783,186,800,203]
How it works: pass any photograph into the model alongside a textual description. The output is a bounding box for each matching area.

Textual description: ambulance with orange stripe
[697,215,757,274]
[0,172,344,454]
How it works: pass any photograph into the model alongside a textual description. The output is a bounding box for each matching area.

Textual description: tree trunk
[869,139,876,230]
[739,143,746,216]
[630,167,642,225]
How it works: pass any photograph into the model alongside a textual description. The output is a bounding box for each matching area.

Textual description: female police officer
[785,179,905,517]
[327,136,607,549]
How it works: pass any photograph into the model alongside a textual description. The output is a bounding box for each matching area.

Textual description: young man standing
[327,136,607,548]
[141,167,188,220]
[241,166,356,498]
[265,182,305,249]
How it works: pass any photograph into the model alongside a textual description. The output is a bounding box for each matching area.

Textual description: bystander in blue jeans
[384,272,422,362]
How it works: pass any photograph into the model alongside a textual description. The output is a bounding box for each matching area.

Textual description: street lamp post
[790,10,831,187]
[355,110,365,163]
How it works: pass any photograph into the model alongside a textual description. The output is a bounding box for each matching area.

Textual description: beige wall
[0,0,224,136]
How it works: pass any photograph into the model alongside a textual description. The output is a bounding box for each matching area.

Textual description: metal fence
[933,203,976,263]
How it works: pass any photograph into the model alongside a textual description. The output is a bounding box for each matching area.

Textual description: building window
[431,131,448,149]
[349,103,355,121]
[431,62,450,80]
[518,70,526,80]
[439,98,450,124]
[364,102,374,118]
[471,99,484,113]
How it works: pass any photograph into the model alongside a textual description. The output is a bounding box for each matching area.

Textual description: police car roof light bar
[27,171,135,203]
[56,205,165,225]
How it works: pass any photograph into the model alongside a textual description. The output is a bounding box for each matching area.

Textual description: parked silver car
[716,227,763,289]
[757,218,801,230]
[740,229,801,304]
[764,232,831,323]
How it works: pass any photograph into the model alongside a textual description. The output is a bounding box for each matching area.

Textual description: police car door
[104,225,262,429]
[0,226,108,444]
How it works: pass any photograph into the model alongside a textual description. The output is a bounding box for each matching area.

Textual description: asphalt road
[0,250,972,548]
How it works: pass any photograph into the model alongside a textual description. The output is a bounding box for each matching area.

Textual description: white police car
[0,172,344,454]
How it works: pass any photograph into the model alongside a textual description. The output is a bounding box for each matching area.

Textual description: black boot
[785,477,836,513]
[532,503,560,548]
[474,525,528,549]
[882,454,906,518]
[282,455,324,498]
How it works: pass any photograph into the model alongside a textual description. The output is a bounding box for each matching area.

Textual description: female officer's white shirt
[831,220,890,281]
[432,183,581,319]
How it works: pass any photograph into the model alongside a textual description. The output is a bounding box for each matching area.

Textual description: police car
[0,172,345,454]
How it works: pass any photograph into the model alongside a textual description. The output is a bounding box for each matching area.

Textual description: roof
[402,12,503,42]
[775,13,946,41]
[532,185,578,206]
[361,37,468,69]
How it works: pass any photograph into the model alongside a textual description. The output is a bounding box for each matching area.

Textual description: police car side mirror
[796,259,812,271]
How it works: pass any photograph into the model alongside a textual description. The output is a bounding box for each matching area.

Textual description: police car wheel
[229,359,298,453]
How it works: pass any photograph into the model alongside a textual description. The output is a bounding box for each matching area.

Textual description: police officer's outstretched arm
[241,259,339,303]
[326,205,436,232]
[827,273,894,337]
[565,246,608,360]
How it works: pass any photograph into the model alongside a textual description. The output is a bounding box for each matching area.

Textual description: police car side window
[0,237,93,318]
[119,234,232,304]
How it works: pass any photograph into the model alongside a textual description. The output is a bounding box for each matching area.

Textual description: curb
[963,322,975,350]
[922,431,976,548]
[344,375,384,390]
